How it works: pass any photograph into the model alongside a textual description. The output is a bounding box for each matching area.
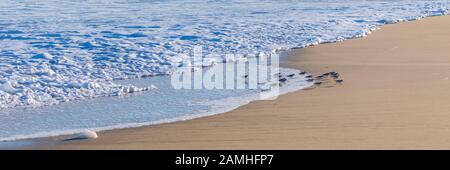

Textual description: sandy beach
[37,15,450,149]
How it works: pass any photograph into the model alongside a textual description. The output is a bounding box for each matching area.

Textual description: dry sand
[44,15,450,149]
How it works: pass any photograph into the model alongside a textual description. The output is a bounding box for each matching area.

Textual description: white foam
[0,0,448,109]
[71,129,98,140]
[0,81,20,94]
[32,53,54,60]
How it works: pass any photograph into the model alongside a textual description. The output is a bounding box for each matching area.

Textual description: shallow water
[0,65,312,141]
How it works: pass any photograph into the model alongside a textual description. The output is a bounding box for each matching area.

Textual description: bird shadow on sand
[62,137,89,142]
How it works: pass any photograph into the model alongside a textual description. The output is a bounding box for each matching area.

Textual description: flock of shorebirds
[278,71,344,87]
[241,70,344,91]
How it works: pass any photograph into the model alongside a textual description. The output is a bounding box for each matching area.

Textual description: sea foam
[0,0,449,109]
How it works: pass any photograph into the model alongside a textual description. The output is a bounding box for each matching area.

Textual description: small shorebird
[305,75,312,78]
[287,74,295,78]
[315,75,324,79]
[306,78,314,82]
[335,79,344,83]
[279,78,288,83]
[299,71,306,75]
[329,72,339,78]
[314,82,322,85]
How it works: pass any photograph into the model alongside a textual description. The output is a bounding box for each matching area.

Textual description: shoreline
[12,15,450,149]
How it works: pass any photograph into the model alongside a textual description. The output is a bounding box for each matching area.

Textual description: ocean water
[0,0,449,141]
